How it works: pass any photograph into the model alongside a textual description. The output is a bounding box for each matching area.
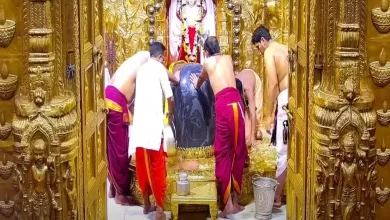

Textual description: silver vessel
[176,172,190,196]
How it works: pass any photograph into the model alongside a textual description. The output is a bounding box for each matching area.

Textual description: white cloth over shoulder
[110,51,150,87]
[275,89,288,178]
[129,59,173,154]
[116,51,150,73]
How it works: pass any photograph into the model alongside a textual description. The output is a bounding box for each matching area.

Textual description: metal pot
[163,120,177,157]
[176,172,190,196]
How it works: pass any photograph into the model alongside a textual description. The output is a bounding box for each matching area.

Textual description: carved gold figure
[28,139,57,220]
[63,162,77,220]
[335,134,360,220]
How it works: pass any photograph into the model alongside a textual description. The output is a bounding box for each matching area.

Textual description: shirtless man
[105,51,150,205]
[236,69,264,146]
[252,25,289,207]
[190,37,246,218]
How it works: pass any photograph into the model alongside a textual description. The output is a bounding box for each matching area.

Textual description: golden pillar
[0,0,80,219]
[311,0,388,219]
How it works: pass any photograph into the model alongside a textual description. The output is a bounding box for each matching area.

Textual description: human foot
[143,203,157,214]
[233,203,245,214]
[155,211,166,220]
[231,191,245,213]
[273,197,282,208]
[218,200,235,218]
[273,201,282,208]
[114,195,134,206]
[181,161,199,171]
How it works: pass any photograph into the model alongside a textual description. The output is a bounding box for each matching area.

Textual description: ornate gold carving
[146,3,157,46]
[376,178,390,206]
[315,167,326,219]
[176,145,214,159]
[29,139,59,219]
[377,100,390,126]
[313,0,377,218]
[0,153,13,180]
[0,192,15,218]
[0,113,11,141]
[63,162,76,220]
[0,5,16,48]
[372,0,390,33]
[224,0,242,70]
[0,62,18,100]
[377,139,390,166]
[11,0,79,219]
[104,0,150,66]
[370,48,390,87]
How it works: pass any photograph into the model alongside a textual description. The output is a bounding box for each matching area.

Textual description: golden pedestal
[129,139,278,211]
[171,181,218,220]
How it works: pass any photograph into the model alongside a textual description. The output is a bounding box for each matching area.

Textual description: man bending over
[105,51,150,205]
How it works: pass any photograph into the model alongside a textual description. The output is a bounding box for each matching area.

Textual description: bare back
[265,42,289,92]
[204,55,236,95]
[236,69,256,94]
[109,51,150,102]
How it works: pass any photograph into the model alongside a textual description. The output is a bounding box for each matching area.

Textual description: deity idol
[28,139,57,220]
[335,134,361,220]
[169,0,216,63]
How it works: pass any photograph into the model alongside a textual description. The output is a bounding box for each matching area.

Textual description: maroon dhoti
[214,87,246,205]
[105,85,131,196]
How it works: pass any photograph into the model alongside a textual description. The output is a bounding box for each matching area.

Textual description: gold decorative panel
[286,0,309,218]
[0,0,107,219]
[367,0,390,218]
[308,0,390,219]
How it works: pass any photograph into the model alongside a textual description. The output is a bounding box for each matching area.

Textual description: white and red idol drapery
[168,0,216,64]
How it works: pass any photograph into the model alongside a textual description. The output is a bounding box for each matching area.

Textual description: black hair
[204,36,220,56]
[150,42,166,57]
[236,78,243,93]
[251,25,272,45]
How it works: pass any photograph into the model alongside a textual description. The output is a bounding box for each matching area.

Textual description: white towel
[275,89,288,178]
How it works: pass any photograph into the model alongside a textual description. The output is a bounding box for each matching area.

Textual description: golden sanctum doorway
[0,0,389,219]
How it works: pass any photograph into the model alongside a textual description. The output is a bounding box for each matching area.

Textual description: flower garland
[181,0,203,62]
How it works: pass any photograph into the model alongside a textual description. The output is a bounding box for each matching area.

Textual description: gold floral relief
[94,0,100,37]
[83,0,90,43]
[104,0,149,67]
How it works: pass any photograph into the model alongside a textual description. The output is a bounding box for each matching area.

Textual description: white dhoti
[275,89,288,178]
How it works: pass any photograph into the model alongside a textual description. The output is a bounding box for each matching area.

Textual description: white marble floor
[107,189,287,220]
